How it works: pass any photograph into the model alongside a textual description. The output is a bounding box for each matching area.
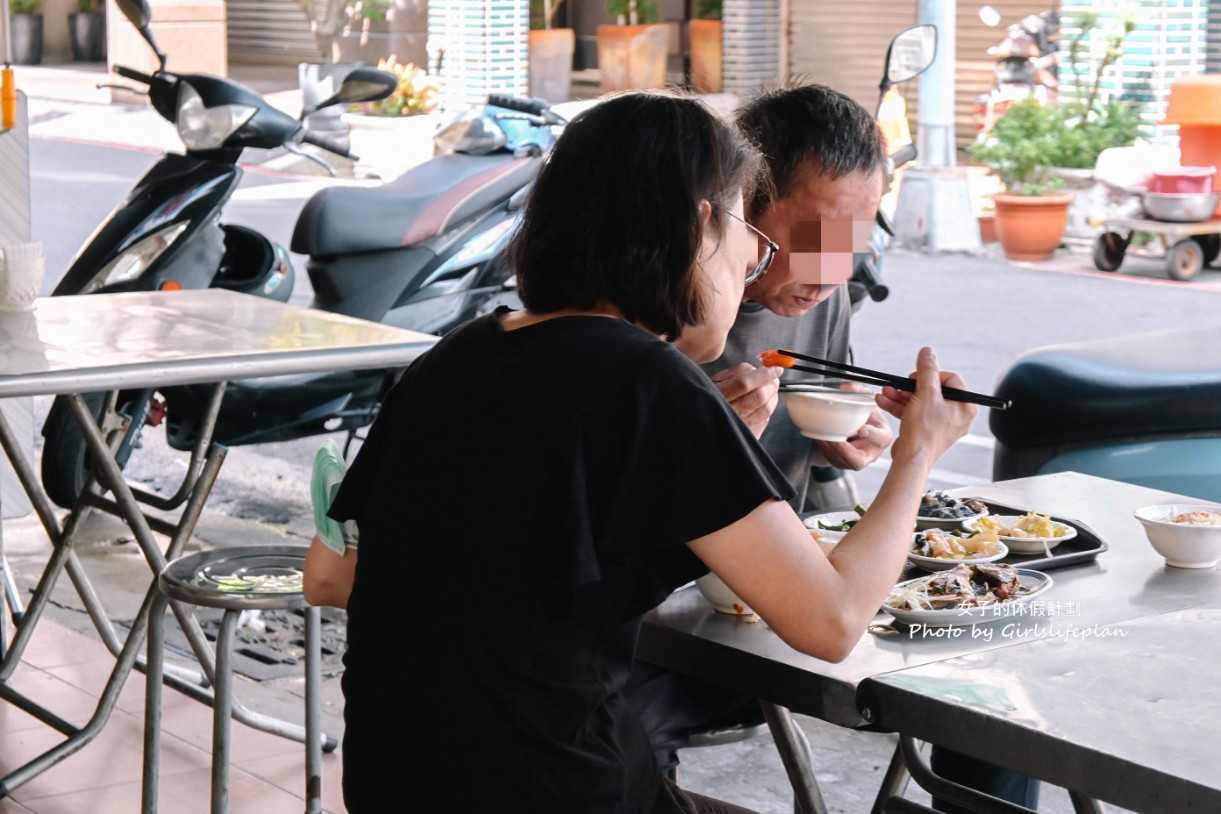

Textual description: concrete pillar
[107,0,227,104]
[893,0,981,253]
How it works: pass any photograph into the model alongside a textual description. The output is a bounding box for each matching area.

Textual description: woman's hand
[711,363,783,439]
[877,347,976,465]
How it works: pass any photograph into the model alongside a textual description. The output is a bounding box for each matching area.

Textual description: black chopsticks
[775,349,1011,411]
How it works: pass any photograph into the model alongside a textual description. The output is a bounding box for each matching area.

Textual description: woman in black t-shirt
[307,91,976,814]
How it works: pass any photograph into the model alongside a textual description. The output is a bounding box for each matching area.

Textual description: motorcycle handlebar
[890,143,917,169]
[302,131,355,160]
[113,65,154,85]
[487,94,548,116]
[856,255,890,303]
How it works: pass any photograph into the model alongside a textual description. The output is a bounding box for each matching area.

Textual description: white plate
[804,511,862,532]
[907,541,1009,572]
[913,510,988,531]
[881,568,1054,627]
[963,515,1078,555]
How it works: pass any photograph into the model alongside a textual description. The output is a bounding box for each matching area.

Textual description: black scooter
[40,0,566,507]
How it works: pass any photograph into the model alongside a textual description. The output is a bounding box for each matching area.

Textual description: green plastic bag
[312,439,358,554]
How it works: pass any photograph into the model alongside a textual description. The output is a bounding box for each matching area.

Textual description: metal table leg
[760,702,828,814]
[0,385,334,799]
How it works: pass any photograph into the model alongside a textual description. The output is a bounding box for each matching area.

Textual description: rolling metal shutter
[787,1,1058,152]
[227,0,324,66]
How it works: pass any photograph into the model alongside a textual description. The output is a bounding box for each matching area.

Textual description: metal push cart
[1092,216,1221,281]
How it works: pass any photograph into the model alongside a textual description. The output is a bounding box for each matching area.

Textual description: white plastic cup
[0,244,45,311]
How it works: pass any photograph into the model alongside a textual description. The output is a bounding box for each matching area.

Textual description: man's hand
[711,363,783,439]
[817,407,892,470]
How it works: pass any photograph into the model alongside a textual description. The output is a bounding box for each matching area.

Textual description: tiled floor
[1,619,345,814]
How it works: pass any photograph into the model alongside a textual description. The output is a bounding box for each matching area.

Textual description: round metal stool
[142,545,335,814]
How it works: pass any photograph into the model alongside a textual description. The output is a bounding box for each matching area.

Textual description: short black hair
[735,83,885,219]
[508,91,761,342]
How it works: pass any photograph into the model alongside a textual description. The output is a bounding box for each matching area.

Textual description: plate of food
[963,511,1078,555]
[914,491,989,530]
[882,563,1053,627]
[907,528,1008,572]
[804,507,865,533]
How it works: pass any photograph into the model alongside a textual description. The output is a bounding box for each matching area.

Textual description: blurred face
[677,196,765,363]
[748,162,883,317]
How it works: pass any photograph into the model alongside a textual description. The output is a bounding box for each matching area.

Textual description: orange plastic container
[1162,76,1221,216]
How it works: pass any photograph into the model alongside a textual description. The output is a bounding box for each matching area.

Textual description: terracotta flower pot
[596,23,669,92]
[992,191,1075,262]
[688,19,722,94]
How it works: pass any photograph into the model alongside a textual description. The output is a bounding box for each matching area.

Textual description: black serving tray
[897,498,1108,581]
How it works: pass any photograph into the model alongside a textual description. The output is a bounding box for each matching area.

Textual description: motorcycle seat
[292,153,539,257]
[990,326,1221,449]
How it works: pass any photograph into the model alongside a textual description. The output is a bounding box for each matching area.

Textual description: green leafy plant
[970,10,1142,194]
[605,0,659,25]
[342,0,389,23]
[969,98,1068,195]
[693,0,721,20]
[76,0,101,12]
[357,57,440,117]
[530,0,567,30]
[9,0,41,15]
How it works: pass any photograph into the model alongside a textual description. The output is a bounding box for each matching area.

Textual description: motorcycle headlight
[176,82,257,151]
[85,222,190,293]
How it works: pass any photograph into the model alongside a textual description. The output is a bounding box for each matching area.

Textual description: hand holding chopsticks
[761,349,1011,411]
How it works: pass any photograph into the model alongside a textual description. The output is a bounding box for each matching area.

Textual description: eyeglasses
[719,208,779,286]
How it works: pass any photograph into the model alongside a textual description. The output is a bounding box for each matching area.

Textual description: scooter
[990,325,1221,503]
[973,4,1059,137]
[39,0,567,508]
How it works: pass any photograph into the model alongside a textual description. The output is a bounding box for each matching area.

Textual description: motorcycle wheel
[41,390,151,510]
[40,392,108,509]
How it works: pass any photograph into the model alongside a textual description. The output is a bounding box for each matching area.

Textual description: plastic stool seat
[142,545,328,814]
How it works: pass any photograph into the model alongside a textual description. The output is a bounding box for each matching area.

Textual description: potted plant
[529,0,574,104]
[1046,11,1141,242]
[688,0,721,93]
[596,0,669,92]
[69,0,106,63]
[342,56,442,180]
[8,0,43,66]
[968,97,1076,261]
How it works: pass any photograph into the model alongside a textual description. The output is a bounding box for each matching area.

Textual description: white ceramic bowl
[907,540,1009,572]
[1133,504,1221,569]
[697,529,843,614]
[807,527,845,556]
[695,572,755,615]
[963,514,1078,555]
[783,387,875,442]
[804,511,863,533]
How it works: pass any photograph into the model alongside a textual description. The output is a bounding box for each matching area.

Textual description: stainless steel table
[0,289,436,797]
[638,473,1221,813]
[860,602,1221,814]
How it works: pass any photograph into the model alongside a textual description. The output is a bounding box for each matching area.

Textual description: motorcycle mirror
[301,68,399,118]
[883,24,937,88]
[115,0,166,70]
[979,5,1002,27]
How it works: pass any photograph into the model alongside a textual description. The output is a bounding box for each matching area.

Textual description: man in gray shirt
[698,83,892,509]
[636,83,1038,814]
